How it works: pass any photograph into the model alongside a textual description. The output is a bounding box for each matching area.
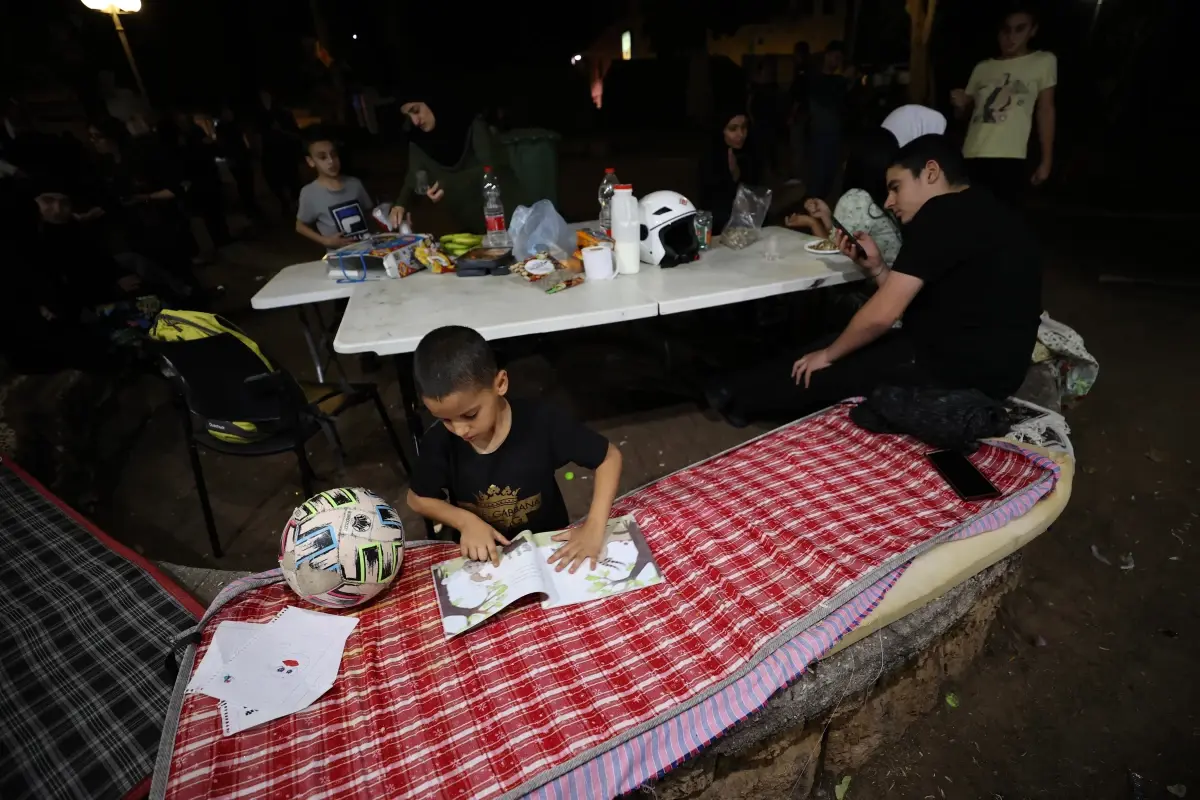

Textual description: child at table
[406,326,623,573]
[295,127,375,252]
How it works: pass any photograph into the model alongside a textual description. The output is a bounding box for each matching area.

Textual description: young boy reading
[295,128,375,251]
[407,326,623,574]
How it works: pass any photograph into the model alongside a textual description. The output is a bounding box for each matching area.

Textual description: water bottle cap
[483,165,493,173]
[604,167,615,174]
[614,184,633,191]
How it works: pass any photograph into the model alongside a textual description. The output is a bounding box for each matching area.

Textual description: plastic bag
[509,199,575,260]
[720,184,773,249]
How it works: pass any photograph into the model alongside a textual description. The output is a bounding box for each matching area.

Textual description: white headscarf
[881,104,948,147]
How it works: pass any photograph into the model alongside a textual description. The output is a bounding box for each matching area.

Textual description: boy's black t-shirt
[891,187,1042,399]
[410,398,609,535]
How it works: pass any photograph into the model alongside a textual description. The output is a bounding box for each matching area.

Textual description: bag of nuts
[720,184,773,249]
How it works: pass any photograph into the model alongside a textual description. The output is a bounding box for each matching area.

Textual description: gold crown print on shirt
[460,485,542,532]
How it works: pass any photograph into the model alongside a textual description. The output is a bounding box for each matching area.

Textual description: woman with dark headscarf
[698,92,765,232]
[386,84,526,233]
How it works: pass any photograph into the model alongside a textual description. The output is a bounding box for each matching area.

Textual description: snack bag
[328,233,425,277]
[414,238,455,273]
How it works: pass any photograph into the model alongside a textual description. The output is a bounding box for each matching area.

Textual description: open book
[432,515,663,637]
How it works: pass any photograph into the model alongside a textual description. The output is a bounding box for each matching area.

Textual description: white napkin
[189,607,359,735]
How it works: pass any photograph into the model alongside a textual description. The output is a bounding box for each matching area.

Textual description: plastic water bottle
[598,167,620,234]
[611,184,640,275]
[482,166,510,248]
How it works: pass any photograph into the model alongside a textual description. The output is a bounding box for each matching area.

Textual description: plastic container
[610,184,640,275]
[597,167,620,235]
[500,128,561,206]
[482,166,511,248]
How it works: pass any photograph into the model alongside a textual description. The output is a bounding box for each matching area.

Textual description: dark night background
[6,0,1197,182]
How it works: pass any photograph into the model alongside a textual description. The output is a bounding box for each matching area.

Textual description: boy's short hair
[891,134,969,187]
[413,326,498,399]
[301,125,335,154]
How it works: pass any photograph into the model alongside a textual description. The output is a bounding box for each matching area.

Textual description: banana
[440,233,483,245]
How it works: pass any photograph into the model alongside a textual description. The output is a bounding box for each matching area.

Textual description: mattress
[828,443,1074,656]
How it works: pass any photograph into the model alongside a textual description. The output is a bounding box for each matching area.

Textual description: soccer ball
[278,487,405,608]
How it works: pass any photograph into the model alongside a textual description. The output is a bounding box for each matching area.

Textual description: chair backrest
[153,334,303,425]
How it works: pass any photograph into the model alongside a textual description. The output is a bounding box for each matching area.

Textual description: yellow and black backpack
[149,310,280,444]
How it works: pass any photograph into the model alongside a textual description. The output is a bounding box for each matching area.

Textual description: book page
[432,533,545,637]
[532,515,663,609]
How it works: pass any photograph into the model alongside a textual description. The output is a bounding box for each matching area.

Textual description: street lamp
[79,0,149,106]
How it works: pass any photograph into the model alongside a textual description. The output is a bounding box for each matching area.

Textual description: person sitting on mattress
[707,133,1041,427]
[407,326,623,573]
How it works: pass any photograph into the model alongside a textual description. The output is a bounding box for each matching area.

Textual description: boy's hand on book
[548,524,605,574]
[460,517,510,566]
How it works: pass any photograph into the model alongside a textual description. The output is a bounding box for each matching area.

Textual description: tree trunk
[308,0,346,125]
[906,0,938,105]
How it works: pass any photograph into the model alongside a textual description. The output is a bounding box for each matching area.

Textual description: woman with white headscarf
[881,104,947,147]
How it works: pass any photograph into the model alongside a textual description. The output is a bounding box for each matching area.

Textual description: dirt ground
[838,220,1200,800]
[98,153,1199,798]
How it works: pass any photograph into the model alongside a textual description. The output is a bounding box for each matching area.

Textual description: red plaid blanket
[161,405,1053,800]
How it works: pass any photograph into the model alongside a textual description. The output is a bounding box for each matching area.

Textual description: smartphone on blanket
[925,450,1001,502]
[830,215,868,261]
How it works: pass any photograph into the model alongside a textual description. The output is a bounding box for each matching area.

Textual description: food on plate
[808,238,839,252]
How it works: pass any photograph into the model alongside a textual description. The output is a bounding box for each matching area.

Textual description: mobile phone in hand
[830,215,867,260]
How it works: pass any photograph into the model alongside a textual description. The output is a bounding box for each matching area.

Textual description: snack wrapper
[512,253,585,293]
[327,233,425,278]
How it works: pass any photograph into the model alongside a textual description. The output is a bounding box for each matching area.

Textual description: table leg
[297,305,325,384]
[297,303,351,390]
[391,352,425,455]
[391,352,436,538]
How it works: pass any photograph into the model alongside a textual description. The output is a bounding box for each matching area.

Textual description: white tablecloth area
[250,227,863,458]
[320,227,860,356]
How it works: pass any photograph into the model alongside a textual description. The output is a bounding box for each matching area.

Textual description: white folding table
[251,260,381,383]
[330,226,863,461]
[629,228,863,316]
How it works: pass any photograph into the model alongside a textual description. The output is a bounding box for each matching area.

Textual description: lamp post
[80,0,149,106]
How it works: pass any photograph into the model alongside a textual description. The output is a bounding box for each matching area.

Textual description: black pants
[189,184,232,247]
[966,157,1026,209]
[715,330,925,423]
[230,159,261,217]
[263,157,300,212]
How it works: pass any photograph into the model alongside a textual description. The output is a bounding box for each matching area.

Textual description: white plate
[804,240,842,256]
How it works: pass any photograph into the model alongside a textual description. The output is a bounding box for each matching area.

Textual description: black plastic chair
[153,334,412,557]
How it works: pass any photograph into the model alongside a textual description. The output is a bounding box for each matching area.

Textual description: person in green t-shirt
[950,3,1057,208]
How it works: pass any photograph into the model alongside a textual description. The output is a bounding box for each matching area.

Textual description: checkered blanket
[156,404,1059,800]
[0,457,201,800]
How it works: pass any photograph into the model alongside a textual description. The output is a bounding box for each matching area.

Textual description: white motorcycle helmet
[638,190,699,267]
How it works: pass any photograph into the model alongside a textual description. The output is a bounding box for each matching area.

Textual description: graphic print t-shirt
[297,176,374,249]
[410,398,610,536]
[962,51,1057,161]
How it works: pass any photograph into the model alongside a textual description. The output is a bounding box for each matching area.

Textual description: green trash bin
[501,128,561,208]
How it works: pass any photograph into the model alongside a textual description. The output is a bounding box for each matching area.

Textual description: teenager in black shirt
[710,134,1041,424]
[408,326,623,572]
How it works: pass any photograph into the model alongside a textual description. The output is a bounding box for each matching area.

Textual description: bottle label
[485,215,506,233]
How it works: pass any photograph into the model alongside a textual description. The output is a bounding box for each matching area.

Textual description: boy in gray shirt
[296,128,375,252]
